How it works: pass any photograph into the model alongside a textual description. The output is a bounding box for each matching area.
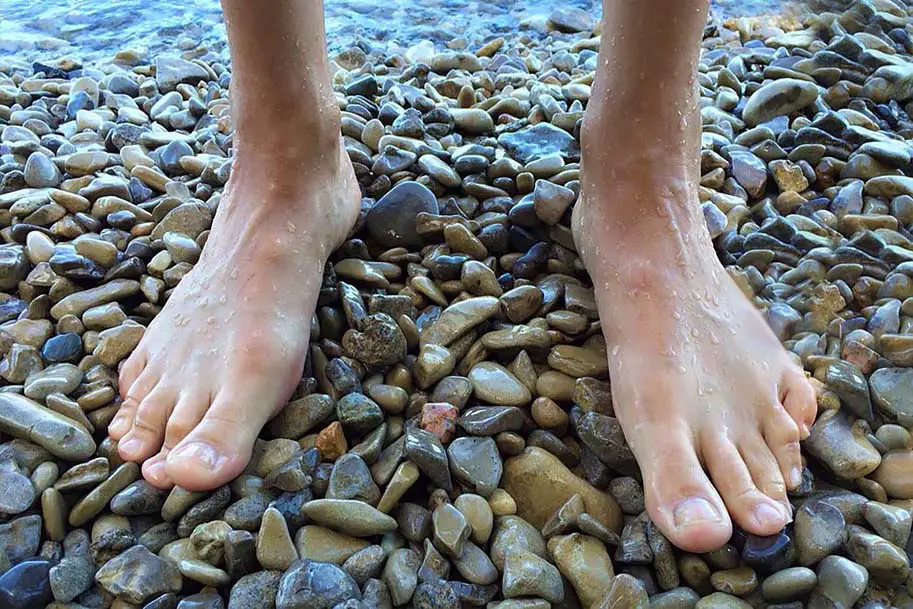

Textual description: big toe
[164,398,261,491]
[638,428,732,553]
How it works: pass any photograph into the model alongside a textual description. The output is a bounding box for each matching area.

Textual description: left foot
[572,174,817,553]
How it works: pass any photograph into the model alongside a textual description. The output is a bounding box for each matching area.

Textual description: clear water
[0,0,801,67]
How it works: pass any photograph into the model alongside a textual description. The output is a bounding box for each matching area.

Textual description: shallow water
[1,0,802,67]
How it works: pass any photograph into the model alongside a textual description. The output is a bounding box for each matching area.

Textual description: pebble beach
[2,0,913,607]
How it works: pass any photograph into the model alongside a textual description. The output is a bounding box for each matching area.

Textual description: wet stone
[366,182,438,248]
[447,436,502,497]
[404,427,452,491]
[336,393,384,436]
[502,551,564,603]
[49,555,95,603]
[382,548,420,606]
[94,545,182,604]
[741,530,794,575]
[327,453,380,505]
[795,499,847,566]
[276,560,361,609]
[0,559,53,609]
[341,545,386,587]
[110,480,166,516]
[228,571,282,609]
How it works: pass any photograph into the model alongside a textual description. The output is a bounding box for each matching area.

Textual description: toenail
[752,501,786,529]
[673,497,722,528]
[789,466,802,488]
[171,442,220,468]
[119,437,141,456]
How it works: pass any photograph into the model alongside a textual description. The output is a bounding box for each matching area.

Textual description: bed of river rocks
[2,0,913,608]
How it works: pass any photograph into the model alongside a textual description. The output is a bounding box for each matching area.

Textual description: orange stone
[871,450,913,500]
[315,421,347,461]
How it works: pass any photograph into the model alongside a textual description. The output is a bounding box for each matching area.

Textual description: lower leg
[574,0,817,552]
[108,0,360,490]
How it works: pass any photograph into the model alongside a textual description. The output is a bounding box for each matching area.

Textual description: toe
[763,405,803,490]
[780,366,816,437]
[165,393,266,491]
[140,393,209,489]
[638,427,731,553]
[118,386,176,462]
[118,348,147,401]
[703,433,790,536]
[739,434,791,516]
[142,452,172,489]
[108,397,138,440]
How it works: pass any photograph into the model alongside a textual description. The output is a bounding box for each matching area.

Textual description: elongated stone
[0,393,96,461]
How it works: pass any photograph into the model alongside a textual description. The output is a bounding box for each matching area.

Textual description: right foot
[107,137,360,490]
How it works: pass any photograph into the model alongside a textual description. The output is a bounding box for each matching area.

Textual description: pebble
[228,571,282,609]
[502,551,564,603]
[382,548,420,605]
[794,499,847,566]
[0,559,53,609]
[301,499,398,537]
[447,436,502,497]
[502,447,622,532]
[294,525,369,564]
[871,450,913,499]
[0,393,96,461]
[468,361,531,406]
[366,182,438,247]
[275,560,361,609]
[256,507,299,571]
[95,544,182,604]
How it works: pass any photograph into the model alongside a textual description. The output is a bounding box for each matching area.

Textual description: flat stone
[341,545,386,586]
[0,393,96,461]
[228,571,282,609]
[69,462,139,527]
[803,409,881,479]
[301,499,398,537]
[94,545,182,604]
[498,123,580,164]
[501,447,622,532]
[294,526,369,565]
[469,362,532,406]
[155,55,210,91]
[0,515,42,564]
[794,499,846,566]
[382,548,420,606]
[807,555,867,609]
[49,555,95,603]
[761,566,817,603]
[256,507,299,571]
[863,501,912,547]
[447,436,503,497]
[421,297,499,348]
[742,78,820,127]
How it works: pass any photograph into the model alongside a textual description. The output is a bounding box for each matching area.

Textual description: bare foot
[107,138,360,490]
[572,174,817,553]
